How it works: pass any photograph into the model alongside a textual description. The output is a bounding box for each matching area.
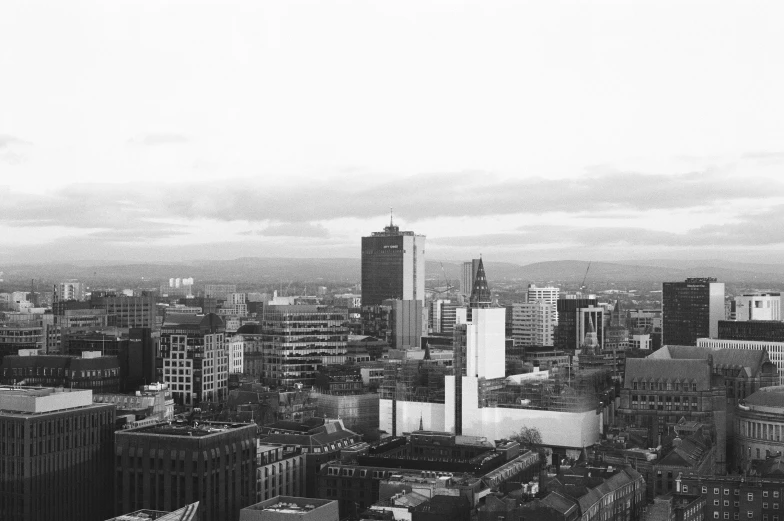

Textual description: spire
[470,257,491,308]
[419,414,424,431]
[390,207,394,227]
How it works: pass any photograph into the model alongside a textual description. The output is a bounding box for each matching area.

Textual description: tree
[509,426,550,466]
[509,426,542,448]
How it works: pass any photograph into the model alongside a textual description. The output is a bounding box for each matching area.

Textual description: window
[716,488,721,495]
[714,514,720,520]
[725,500,730,506]
[715,500,720,506]
[725,489,731,495]
[703,487,708,494]
[683,485,689,493]
[724,514,730,520]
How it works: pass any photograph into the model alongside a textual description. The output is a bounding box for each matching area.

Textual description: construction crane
[580,261,592,293]
[429,263,453,296]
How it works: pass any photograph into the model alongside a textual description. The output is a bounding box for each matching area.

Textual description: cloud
[0,169,780,250]
[38,168,772,226]
[128,133,190,146]
[431,205,784,249]
[0,135,32,165]
[241,222,330,238]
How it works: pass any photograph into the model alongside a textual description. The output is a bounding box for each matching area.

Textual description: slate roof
[624,358,712,390]
[745,386,784,408]
[653,345,775,378]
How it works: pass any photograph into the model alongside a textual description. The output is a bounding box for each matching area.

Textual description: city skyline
[3,1,784,265]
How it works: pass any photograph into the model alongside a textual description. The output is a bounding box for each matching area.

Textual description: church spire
[470,256,491,308]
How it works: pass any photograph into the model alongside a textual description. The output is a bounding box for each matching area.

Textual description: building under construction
[312,391,379,435]
[379,359,452,404]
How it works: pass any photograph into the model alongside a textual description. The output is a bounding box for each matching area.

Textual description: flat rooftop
[242,497,333,515]
[0,386,94,414]
[122,421,253,437]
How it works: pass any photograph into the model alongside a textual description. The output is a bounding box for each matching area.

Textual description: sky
[2,0,784,265]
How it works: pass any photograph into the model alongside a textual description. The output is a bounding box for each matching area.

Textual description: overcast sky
[2,0,784,265]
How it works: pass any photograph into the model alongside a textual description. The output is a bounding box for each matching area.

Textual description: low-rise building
[256,443,306,503]
[239,496,339,521]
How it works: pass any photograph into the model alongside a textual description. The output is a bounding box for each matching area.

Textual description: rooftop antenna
[390,207,394,227]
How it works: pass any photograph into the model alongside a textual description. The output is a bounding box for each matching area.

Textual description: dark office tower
[127,327,156,390]
[0,387,115,521]
[115,421,257,521]
[160,314,228,407]
[555,296,602,352]
[361,217,425,307]
[662,278,725,346]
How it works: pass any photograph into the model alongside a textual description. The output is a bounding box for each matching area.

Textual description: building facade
[662,278,725,346]
[115,421,257,521]
[361,221,425,307]
[510,301,554,347]
[732,293,782,322]
[160,313,228,407]
[0,387,115,521]
[259,305,348,388]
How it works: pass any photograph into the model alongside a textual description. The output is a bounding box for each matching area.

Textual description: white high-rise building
[511,301,554,347]
[733,293,781,321]
[526,284,559,324]
[53,281,84,302]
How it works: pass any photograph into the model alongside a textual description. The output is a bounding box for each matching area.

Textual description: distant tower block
[361,214,426,306]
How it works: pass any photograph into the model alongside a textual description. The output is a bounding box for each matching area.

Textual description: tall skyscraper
[0,387,115,521]
[361,217,425,306]
[460,259,481,297]
[662,277,725,346]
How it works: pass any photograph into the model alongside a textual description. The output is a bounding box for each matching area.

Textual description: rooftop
[744,386,784,409]
[0,386,95,414]
[121,421,253,437]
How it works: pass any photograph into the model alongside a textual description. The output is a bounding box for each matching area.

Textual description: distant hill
[2,257,784,289]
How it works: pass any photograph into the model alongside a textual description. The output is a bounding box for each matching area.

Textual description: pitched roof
[624,358,712,390]
[470,257,491,307]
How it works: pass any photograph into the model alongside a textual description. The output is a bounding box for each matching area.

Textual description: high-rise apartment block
[732,293,781,321]
[115,421,257,521]
[53,281,85,302]
[260,305,348,388]
[0,387,115,521]
[662,278,725,346]
[160,313,228,407]
[526,284,559,323]
[361,219,425,306]
[510,301,554,347]
[460,259,481,297]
